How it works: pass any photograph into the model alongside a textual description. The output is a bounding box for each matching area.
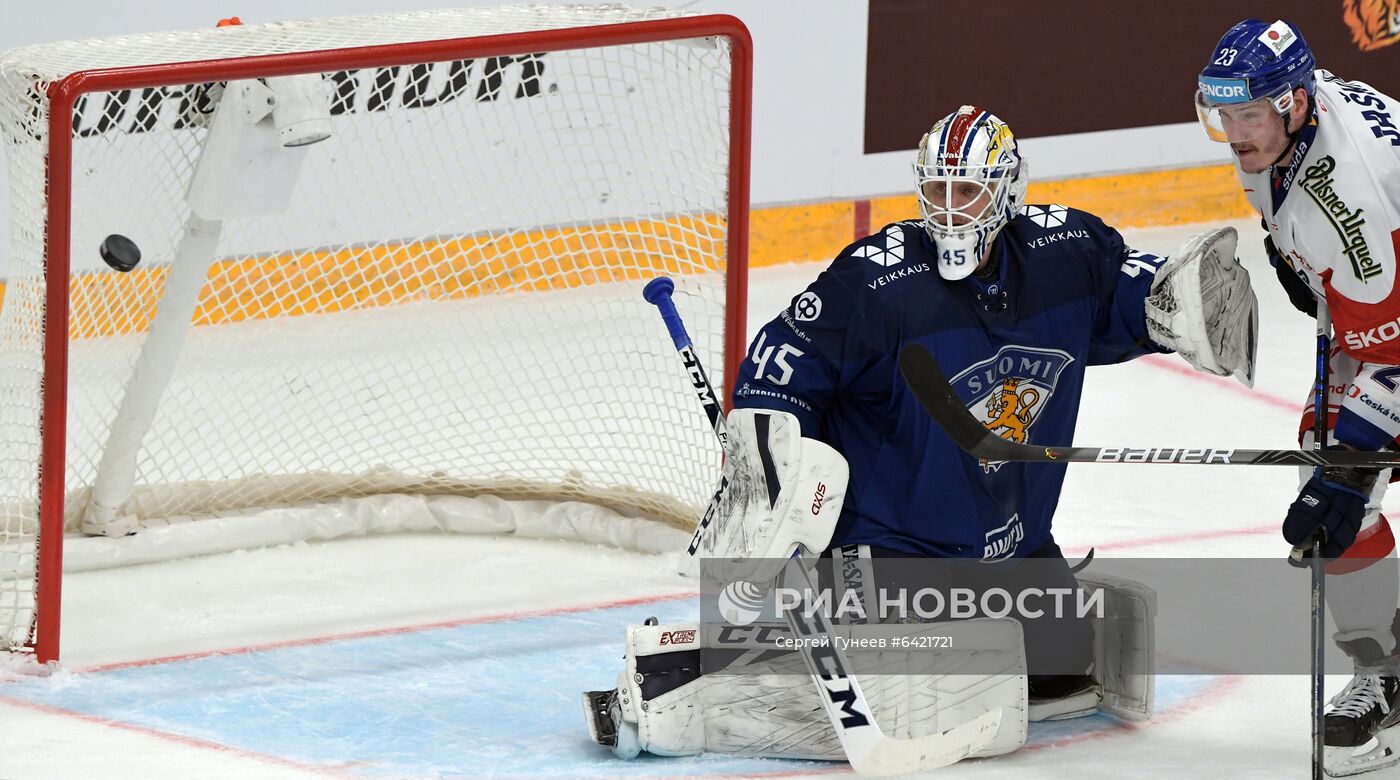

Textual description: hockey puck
[99,234,141,273]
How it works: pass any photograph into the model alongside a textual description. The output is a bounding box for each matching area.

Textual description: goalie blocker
[583,410,1158,764]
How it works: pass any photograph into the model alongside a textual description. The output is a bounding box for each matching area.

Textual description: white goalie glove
[1144,226,1259,387]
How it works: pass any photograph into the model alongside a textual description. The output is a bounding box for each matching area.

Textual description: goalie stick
[644,278,1002,774]
[644,277,728,557]
[897,342,1400,469]
[643,277,727,449]
[776,550,1002,775]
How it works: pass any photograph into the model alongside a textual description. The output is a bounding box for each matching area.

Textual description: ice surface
[0,217,1348,778]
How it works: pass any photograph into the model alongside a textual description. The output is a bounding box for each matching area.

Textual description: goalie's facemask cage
[915,106,1028,281]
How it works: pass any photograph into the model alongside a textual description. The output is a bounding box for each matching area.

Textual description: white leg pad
[616,619,1028,760]
[616,623,706,757]
[1079,573,1158,721]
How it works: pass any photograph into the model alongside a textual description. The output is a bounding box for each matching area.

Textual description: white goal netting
[0,5,745,658]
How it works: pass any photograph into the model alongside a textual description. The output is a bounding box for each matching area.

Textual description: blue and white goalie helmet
[914,106,1028,281]
[1196,19,1315,143]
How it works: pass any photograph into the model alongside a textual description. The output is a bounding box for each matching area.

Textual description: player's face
[1196,88,1308,174]
[920,179,993,227]
[1223,102,1289,173]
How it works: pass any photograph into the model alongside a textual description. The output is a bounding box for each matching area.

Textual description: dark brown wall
[865,1,1400,153]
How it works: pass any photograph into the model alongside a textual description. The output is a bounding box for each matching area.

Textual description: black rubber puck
[99,234,141,273]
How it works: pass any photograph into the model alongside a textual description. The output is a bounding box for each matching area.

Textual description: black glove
[1263,222,1318,317]
[1283,460,1379,559]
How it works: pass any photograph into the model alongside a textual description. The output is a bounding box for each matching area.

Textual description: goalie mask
[915,106,1028,281]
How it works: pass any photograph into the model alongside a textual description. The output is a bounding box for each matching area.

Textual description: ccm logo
[811,483,827,515]
[1344,319,1400,351]
[659,629,696,646]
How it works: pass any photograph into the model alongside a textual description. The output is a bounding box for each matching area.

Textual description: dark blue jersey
[733,206,1169,559]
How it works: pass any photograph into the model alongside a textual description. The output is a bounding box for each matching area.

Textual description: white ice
[0,217,1359,779]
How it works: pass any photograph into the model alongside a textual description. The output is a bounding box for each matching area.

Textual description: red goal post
[0,7,751,663]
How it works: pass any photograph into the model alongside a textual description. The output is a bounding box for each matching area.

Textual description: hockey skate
[582,688,641,760]
[1324,675,1400,777]
[1027,674,1102,722]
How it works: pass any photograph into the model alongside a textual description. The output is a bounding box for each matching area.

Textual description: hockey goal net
[0,6,750,662]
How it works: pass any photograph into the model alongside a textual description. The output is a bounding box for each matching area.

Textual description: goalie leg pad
[589,619,1028,761]
[611,622,707,758]
[1078,573,1158,721]
[699,409,849,585]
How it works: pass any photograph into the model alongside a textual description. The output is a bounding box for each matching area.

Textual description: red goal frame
[30,14,751,663]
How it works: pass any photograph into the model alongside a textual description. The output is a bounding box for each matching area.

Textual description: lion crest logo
[983,377,1041,444]
[947,346,1073,473]
[1343,0,1400,51]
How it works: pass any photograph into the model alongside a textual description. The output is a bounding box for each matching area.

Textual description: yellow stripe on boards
[748,200,855,269]
[855,163,1251,268]
[1027,163,1252,228]
[58,214,725,339]
[4,163,1254,336]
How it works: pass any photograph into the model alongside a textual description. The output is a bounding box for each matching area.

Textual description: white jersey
[1241,70,1400,450]
[1242,70,1400,361]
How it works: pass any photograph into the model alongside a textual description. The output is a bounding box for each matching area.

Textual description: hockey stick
[897,342,1400,468]
[643,279,1002,773]
[776,551,1002,775]
[643,277,729,557]
[643,277,728,448]
[1298,304,1331,780]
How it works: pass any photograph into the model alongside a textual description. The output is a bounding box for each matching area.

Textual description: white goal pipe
[82,214,223,536]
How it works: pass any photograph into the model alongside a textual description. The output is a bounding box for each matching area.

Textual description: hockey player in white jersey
[1198,18,1400,777]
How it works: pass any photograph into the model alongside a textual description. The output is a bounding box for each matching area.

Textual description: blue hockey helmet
[1196,19,1315,143]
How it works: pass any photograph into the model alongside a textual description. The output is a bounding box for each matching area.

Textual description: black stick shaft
[643,277,727,448]
[897,336,1340,776]
[1308,306,1330,780]
[643,276,728,558]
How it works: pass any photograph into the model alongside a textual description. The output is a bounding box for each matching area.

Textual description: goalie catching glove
[1144,226,1259,387]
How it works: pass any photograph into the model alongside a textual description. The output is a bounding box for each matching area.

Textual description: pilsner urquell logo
[1300,155,1379,283]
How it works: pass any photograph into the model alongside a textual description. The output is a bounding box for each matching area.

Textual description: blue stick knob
[643,277,690,350]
